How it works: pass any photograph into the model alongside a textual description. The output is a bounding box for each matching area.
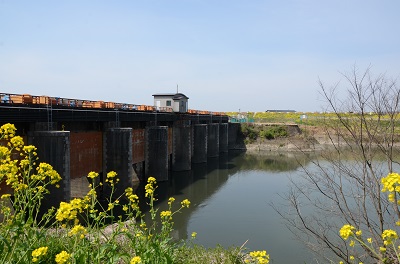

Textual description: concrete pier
[146,126,169,181]
[30,131,71,207]
[192,124,208,163]
[172,122,191,171]
[219,123,228,153]
[228,123,245,150]
[132,129,146,181]
[103,128,135,196]
[207,123,220,158]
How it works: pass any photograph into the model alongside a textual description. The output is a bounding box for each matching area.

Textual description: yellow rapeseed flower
[381,172,400,194]
[168,197,175,206]
[88,171,99,179]
[0,123,16,139]
[129,194,139,203]
[56,198,84,222]
[36,162,61,184]
[382,229,398,245]
[4,163,19,186]
[125,187,140,206]
[23,145,37,155]
[32,246,48,262]
[388,193,396,203]
[9,136,24,151]
[339,224,355,240]
[107,171,117,178]
[15,183,28,191]
[68,224,87,237]
[1,194,11,199]
[145,183,154,198]
[160,210,172,218]
[125,187,133,195]
[249,250,270,264]
[105,171,118,186]
[56,202,74,222]
[181,199,190,208]
[55,251,70,264]
[147,176,156,184]
[0,146,10,160]
[130,256,141,264]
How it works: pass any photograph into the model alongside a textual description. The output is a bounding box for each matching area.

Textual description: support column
[103,128,135,196]
[219,123,228,153]
[207,123,220,158]
[146,126,169,181]
[132,128,146,181]
[228,123,245,150]
[30,131,71,208]
[192,124,208,163]
[172,123,191,171]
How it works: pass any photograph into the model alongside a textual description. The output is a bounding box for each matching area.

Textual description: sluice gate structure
[0,94,243,209]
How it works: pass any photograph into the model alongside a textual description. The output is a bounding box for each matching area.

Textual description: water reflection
[232,151,311,172]
[70,151,315,263]
[140,151,314,263]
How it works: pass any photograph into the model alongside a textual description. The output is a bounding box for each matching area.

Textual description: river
[68,143,399,263]
[135,151,317,264]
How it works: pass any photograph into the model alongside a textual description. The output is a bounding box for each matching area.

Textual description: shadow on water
[70,150,313,222]
[130,151,314,243]
[134,150,312,212]
[69,150,315,263]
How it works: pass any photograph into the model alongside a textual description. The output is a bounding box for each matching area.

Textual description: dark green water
[70,149,395,263]
[138,151,316,264]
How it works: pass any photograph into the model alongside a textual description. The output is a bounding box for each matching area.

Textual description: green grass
[228,111,400,130]
[240,123,289,144]
[175,244,246,264]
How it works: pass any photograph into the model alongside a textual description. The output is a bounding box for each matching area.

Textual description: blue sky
[1,1,399,112]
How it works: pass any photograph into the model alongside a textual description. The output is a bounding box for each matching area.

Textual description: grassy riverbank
[234,119,324,153]
[226,111,326,126]
[227,111,400,128]
[229,111,400,153]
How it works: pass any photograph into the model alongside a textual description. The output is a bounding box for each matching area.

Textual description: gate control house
[153,93,189,113]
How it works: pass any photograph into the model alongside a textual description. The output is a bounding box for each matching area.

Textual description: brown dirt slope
[245,125,330,153]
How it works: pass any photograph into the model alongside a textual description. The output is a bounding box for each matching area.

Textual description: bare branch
[275,66,400,263]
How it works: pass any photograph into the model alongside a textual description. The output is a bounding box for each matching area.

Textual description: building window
[166,100,171,106]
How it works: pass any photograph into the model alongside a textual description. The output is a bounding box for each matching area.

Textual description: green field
[226,111,400,128]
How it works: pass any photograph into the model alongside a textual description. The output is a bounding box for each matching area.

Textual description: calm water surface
[137,152,316,264]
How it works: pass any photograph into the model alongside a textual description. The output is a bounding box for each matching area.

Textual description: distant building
[266,110,296,113]
[152,93,189,113]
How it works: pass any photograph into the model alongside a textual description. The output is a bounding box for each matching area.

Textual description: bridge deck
[0,104,228,123]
